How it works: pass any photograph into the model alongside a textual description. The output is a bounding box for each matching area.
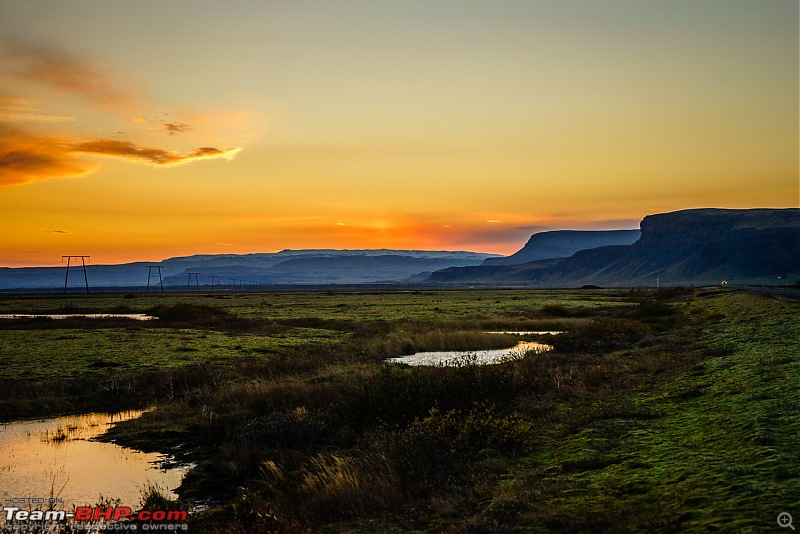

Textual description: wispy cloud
[0,97,38,112]
[46,229,71,234]
[0,112,72,122]
[0,43,251,187]
[0,96,72,122]
[71,140,239,166]
[4,41,149,113]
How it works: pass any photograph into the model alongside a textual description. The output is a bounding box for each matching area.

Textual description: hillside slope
[429,208,800,286]
[483,229,640,266]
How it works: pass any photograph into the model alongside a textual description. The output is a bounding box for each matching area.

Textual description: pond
[386,341,553,367]
[0,410,188,513]
[485,331,563,335]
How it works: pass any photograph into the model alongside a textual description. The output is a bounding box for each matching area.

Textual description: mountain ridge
[482,229,641,266]
[0,249,499,289]
[428,208,800,287]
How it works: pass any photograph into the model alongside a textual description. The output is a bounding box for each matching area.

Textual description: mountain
[162,253,502,285]
[0,250,499,290]
[428,208,800,286]
[483,229,641,266]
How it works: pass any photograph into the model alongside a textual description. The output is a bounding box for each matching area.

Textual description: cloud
[0,126,240,187]
[160,122,191,135]
[0,112,72,122]
[0,97,38,112]
[0,44,252,186]
[71,140,240,166]
[46,229,71,234]
[4,41,148,112]
[0,96,72,122]
[0,127,93,186]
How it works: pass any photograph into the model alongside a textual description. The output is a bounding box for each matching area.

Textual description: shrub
[539,304,592,318]
[260,452,400,523]
[148,303,230,325]
[549,317,649,353]
[392,404,532,487]
[633,301,677,320]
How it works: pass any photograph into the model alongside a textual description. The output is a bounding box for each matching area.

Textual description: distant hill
[0,249,499,290]
[428,208,800,287]
[162,253,502,285]
[483,229,640,266]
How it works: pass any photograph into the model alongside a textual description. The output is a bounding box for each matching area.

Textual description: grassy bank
[0,288,796,531]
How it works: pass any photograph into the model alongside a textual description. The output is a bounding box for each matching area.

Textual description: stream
[0,410,188,513]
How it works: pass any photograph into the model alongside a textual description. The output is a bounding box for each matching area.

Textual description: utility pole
[186,272,200,290]
[211,275,222,288]
[62,256,90,294]
[147,266,164,293]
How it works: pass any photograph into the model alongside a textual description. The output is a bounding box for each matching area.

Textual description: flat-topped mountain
[483,229,640,266]
[429,208,800,286]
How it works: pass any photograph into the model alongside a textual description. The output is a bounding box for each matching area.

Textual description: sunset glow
[1,1,797,266]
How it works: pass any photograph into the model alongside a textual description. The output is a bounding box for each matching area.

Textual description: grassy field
[0,288,796,532]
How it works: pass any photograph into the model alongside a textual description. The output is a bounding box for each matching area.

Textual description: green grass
[0,288,629,321]
[503,291,800,532]
[0,327,345,379]
[0,288,796,532]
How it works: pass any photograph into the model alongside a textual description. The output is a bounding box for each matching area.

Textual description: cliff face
[624,209,800,281]
[429,208,800,286]
[637,208,799,248]
[483,229,641,266]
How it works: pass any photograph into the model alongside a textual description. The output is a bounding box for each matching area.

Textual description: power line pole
[62,255,90,294]
[186,272,200,290]
[147,266,164,293]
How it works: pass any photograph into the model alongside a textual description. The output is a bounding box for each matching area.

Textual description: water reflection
[485,331,563,335]
[0,314,156,320]
[0,411,187,512]
[386,341,552,367]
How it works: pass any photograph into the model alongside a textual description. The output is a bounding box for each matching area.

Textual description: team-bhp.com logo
[3,505,188,531]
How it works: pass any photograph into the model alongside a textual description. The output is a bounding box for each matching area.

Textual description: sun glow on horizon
[0,1,797,267]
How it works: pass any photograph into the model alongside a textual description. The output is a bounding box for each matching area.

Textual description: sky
[0,0,797,266]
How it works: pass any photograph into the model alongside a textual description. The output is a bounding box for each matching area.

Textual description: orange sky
[0,1,797,266]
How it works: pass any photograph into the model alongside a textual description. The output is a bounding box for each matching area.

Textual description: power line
[62,255,90,294]
[186,272,200,290]
[147,266,164,293]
